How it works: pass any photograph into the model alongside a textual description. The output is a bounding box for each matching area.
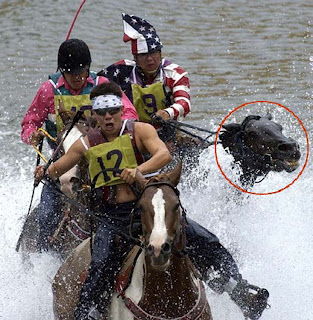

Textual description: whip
[66,0,87,40]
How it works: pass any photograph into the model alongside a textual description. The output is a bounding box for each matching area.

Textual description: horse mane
[146,173,171,185]
[142,162,182,190]
[57,117,97,141]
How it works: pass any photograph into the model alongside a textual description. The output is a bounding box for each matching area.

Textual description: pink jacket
[21,74,138,144]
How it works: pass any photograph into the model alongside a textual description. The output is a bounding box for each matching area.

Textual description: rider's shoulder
[133,121,154,131]
[133,122,158,139]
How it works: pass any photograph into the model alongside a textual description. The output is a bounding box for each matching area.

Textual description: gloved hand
[34,164,46,187]
[30,130,44,146]
[155,109,170,121]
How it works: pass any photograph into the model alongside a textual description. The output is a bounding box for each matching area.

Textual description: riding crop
[66,0,87,40]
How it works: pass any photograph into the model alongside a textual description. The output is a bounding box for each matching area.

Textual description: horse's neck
[140,253,199,317]
[62,125,84,153]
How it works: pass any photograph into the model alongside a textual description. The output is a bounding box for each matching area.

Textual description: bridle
[130,181,189,257]
[119,182,209,320]
[228,116,276,182]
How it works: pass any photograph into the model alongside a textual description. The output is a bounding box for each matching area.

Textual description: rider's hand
[155,109,170,121]
[34,165,46,186]
[120,168,140,185]
[30,130,44,146]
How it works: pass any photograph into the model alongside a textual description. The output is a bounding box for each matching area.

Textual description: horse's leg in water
[53,238,91,320]
[20,204,40,254]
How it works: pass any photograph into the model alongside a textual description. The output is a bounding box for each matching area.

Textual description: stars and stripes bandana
[122,13,163,54]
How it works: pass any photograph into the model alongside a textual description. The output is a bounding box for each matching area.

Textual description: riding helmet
[58,38,92,74]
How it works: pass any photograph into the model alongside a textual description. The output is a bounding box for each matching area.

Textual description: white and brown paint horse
[52,163,212,320]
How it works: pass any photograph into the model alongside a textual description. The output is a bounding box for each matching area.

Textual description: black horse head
[219,114,301,186]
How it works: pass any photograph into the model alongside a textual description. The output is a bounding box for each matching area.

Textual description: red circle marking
[214,101,309,195]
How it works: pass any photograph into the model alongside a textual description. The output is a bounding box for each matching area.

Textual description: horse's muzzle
[147,242,172,270]
[272,139,301,172]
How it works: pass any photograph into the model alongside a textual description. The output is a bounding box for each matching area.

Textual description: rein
[120,278,208,320]
[40,177,143,247]
[151,115,216,145]
[234,132,273,176]
[121,182,209,320]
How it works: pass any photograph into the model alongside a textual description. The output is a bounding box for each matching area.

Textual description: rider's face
[63,69,88,90]
[94,107,124,138]
[134,51,161,77]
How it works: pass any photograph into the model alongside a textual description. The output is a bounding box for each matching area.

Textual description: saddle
[114,245,142,295]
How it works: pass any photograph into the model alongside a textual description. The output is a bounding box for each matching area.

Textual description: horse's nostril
[147,244,154,256]
[278,143,295,153]
[161,242,171,254]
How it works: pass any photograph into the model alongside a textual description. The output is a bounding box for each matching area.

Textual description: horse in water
[19,120,94,258]
[52,163,213,320]
[19,114,301,257]
[219,114,301,186]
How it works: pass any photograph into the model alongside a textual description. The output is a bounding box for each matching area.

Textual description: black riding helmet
[58,38,92,74]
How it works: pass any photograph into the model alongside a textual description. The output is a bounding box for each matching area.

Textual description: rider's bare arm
[47,138,86,179]
[134,122,172,174]
[34,137,88,184]
[119,122,171,185]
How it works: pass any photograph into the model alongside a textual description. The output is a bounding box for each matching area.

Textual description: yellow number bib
[85,134,138,188]
[54,94,91,132]
[131,82,167,123]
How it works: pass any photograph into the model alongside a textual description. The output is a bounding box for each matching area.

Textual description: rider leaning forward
[34,81,172,318]
[34,80,269,320]
[21,38,137,250]
[97,14,270,320]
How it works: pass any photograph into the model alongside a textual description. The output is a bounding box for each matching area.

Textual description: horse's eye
[174,203,180,211]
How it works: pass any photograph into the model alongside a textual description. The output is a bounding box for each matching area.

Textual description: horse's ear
[135,168,148,191]
[265,113,272,120]
[167,161,182,187]
[222,123,241,133]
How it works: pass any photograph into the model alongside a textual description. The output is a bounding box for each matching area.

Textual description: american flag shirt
[98,58,190,120]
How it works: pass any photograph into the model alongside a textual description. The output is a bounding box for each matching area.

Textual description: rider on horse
[21,38,137,250]
[98,14,270,319]
[35,81,269,320]
[34,81,172,318]
[98,13,190,143]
